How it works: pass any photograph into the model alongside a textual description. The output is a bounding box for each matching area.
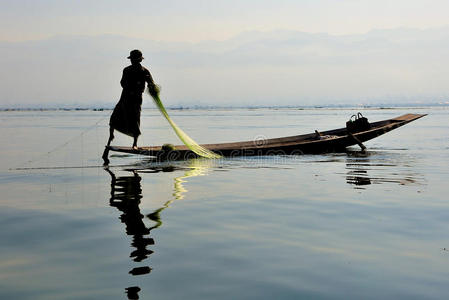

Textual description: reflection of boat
[345,151,425,188]
[107,114,425,160]
[347,169,372,186]
[346,157,372,187]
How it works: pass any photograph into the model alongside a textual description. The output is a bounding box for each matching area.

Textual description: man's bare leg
[107,127,114,146]
[132,135,138,150]
[102,127,114,165]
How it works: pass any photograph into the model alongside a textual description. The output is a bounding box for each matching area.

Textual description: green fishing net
[148,85,221,159]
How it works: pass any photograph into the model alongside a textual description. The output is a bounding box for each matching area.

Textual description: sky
[2,0,449,42]
[1,0,449,107]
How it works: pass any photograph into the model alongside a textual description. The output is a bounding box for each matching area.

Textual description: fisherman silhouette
[102,50,157,165]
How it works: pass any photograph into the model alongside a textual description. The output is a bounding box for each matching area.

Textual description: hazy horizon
[1,1,449,108]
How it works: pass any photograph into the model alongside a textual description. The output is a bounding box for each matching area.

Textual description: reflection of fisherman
[105,161,211,299]
[106,169,154,264]
[102,50,157,163]
[106,168,155,299]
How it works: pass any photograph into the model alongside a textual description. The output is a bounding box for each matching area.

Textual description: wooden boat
[106,113,425,160]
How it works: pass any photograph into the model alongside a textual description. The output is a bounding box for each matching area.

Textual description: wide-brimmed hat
[127,49,144,60]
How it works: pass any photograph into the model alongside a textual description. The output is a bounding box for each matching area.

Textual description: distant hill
[1,27,449,108]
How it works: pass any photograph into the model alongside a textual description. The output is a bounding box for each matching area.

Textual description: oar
[348,132,367,152]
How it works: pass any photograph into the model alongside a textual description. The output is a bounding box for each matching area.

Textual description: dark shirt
[120,64,154,94]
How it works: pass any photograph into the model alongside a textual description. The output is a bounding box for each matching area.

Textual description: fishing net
[148,85,221,159]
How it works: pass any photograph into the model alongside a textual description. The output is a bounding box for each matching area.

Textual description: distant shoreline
[0,103,448,112]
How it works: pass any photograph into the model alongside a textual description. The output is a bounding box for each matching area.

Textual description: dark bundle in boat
[346,112,371,133]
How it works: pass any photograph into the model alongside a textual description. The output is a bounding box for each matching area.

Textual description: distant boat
[107,114,426,160]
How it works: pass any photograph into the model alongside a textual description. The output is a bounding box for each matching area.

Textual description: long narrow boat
[106,113,425,160]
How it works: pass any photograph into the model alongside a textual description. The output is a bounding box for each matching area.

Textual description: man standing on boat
[103,49,157,164]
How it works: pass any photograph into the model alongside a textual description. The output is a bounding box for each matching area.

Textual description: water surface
[0,107,448,299]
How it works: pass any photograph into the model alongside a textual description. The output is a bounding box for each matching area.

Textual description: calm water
[0,107,448,299]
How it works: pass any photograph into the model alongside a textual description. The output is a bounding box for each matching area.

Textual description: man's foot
[132,145,138,150]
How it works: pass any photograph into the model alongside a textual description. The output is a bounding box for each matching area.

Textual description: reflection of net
[148,85,221,159]
[173,159,211,200]
[147,159,213,230]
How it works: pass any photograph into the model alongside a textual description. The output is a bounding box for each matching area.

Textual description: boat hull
[106,113,426,160]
